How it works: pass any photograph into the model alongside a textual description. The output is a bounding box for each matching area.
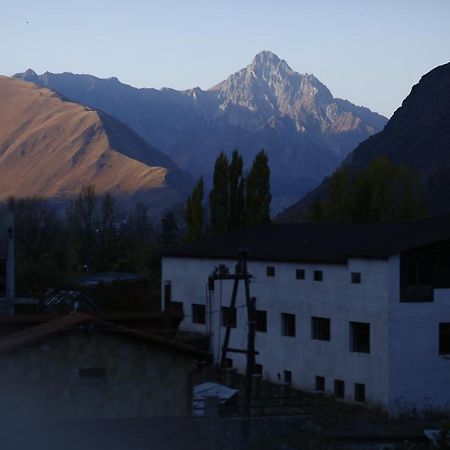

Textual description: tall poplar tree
[245,150,271,226]
[228,149,245,231]
[209,152,229,236]
[185,177,204,242]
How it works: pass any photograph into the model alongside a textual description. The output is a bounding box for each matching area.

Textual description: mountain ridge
[0,76,194,212]
[277,60,450,220]
[14,51,387,208]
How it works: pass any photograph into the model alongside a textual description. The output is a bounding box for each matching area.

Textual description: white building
[162,218,450,412]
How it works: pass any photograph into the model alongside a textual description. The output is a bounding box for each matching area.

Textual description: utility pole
[207,250,258,418]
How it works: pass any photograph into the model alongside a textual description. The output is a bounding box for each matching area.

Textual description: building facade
[162,220,450,412]
[0,314,210,420]
[0,212,14,315]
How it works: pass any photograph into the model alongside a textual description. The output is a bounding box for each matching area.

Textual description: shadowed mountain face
[15,51,387,209]
[278,61,450,220]
[0,76,194,212]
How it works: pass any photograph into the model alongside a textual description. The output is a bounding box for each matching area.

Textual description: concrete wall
[162,256,390,405]
[388,254,450,411]
[0,330,197,420]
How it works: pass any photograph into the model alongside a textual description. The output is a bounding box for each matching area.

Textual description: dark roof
[0,313,210,361]
[73,272,148,287]
[163,215,450,264]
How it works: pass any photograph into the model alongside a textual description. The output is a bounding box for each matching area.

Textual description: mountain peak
[250,50,293,74]
[14,68,39,83]
[252,50,281,65]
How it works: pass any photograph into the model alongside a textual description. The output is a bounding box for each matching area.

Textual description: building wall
[162,256,391,405]
[388,254,450,411]
[0,330,197,420]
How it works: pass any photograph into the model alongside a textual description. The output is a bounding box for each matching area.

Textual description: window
[315,376,325,392]
[79,368,106,383]
[283,370,292,385]
[296,269,305,280]
[350,322,371,353]
[400,253,434,302]
[311,317,331,341]
[351,272,361,284]
[281,313,296,337]
[314,270,323,282]
[439,323,450,354]
[334,379,345,399]
[192,304,206,324]
[225,358,233,368]
[354,383,366,402]
[170,301,183,312]
[266,266,275,277]
[256,310,267,333]
[254,364,263,376]
[221,307,237,328]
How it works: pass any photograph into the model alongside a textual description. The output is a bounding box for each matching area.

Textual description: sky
[1,0,449,117]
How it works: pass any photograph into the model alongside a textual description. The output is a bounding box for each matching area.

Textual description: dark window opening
[283,370,292,385]
[221,307,237,328]
[266,266,275,277]
[314,270,323,282]
[439,323,450,355]
[354,383,366,402]
[281,313,296,337]
[315,376,325,392]
[350,322,371,353]
[170,301,183,312]
[79,368,106,382]
[400,252,434,302]
[225,358,233,368]
[334,379,345,399]
[351,272,361,284]
[312,317,331,341]
[256,310,267,333]
[296,269,305,280]
[254,364,263,376]
[192,304,206,324]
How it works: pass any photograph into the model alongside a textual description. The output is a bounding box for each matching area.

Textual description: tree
[228,149,245,231]
[309,157,427,223]
[160,211,179,249]
[209,152,229,236]
[66,185,99,272]
[245,149,272,226]
[185,177,204,242]
[7,197,67,297]
[97,193,120,270]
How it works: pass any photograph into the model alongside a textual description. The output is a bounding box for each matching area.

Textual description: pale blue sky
[1,0,449,117]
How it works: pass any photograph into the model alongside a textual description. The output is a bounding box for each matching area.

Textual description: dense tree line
[4,188,180,298]
[5,148,271,296]
[185,149,272,241]
[308,157,427,223]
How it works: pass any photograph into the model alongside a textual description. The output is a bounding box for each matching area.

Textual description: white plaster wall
[163,256,390,405]
[388,254,450,411]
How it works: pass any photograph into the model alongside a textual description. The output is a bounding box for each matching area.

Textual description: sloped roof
[0,313,210,361]
[163,214,450,264]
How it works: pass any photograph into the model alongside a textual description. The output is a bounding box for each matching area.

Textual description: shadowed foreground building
[0,212,14,315]
[162,215,450,412]
[0,313,210,420]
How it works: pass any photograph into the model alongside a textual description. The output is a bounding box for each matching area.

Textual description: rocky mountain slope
[15,51,387,208]
[0,76,193,212]
[278,61,450,220]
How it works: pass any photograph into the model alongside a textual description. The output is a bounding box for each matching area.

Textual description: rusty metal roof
[0,313,211,361]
